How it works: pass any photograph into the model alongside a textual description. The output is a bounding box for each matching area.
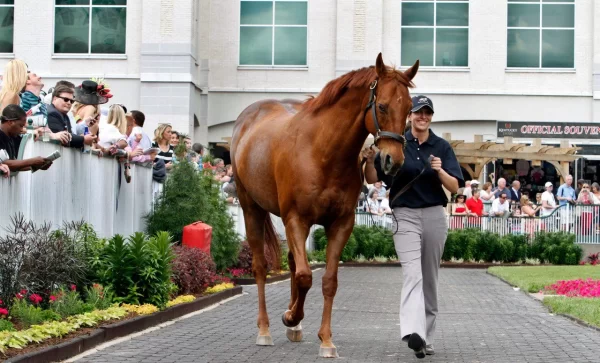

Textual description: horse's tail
[264,216,281,271]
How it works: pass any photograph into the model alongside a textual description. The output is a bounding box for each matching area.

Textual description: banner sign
[497,121,600,139]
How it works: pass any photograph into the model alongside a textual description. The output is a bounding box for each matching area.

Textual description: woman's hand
[430,155,442,172]
[0,164,10,178]
[362,147,377,163]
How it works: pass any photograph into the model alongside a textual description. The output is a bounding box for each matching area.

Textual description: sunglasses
[57,96,74,104]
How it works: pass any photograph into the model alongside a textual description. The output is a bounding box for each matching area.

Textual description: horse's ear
[404,59,420,81]
[375,53,386,77]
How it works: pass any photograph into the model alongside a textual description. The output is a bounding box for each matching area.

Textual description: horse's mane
[303,65,415,114]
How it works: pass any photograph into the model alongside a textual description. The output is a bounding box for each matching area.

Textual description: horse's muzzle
[381,153,402,176]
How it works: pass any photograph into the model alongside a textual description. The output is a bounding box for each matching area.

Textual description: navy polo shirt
[375,130,465,209]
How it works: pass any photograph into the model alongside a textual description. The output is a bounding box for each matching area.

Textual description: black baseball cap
[410,95,434,113]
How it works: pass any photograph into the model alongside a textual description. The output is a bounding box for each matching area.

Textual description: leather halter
[364,79,406,147]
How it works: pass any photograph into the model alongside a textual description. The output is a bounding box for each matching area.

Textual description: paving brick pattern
[77,267,600,363]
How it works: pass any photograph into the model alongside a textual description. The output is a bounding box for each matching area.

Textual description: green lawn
[487,266,600,293]
[543,297,600,328]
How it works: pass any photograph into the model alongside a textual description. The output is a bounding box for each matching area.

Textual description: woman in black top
[152,124,174,170]
[364,95,464,358]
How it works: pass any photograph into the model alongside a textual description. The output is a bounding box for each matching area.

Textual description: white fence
[448,204,600,244]
[228,204,600,250]
[0,135,156,238]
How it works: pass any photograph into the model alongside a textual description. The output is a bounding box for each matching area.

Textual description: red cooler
[182,221,213,254]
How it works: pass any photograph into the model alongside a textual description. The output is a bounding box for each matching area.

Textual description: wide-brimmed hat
[74,80,110,105]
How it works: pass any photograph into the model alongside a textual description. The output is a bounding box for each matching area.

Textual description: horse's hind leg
[238,192,273,345]
[318,214,355,358]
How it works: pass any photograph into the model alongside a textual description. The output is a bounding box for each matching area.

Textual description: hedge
[310,226,582,265]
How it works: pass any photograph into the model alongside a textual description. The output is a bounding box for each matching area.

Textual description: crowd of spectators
[0,59,236,205]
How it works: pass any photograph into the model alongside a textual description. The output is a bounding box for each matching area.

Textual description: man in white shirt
[490,192,510,218]
[541,181,557,217]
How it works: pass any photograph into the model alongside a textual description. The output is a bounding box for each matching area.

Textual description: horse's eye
[378,104,387,113]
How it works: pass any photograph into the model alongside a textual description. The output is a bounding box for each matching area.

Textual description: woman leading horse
[231,53,418,358]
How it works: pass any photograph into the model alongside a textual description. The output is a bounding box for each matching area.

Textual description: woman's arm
[431,156,459,193]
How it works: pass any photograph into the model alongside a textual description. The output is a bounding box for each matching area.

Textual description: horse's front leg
[318,214,354,358]
[281,216,311,330]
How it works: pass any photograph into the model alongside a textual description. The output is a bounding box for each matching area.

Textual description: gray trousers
[392,206,447,344]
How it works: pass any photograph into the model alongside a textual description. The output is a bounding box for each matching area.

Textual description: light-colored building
[1,0,600,183]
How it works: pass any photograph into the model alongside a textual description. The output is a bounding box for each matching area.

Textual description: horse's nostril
[384,154,393,168]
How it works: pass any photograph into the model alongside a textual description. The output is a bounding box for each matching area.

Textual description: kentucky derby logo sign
[497,121,600,140]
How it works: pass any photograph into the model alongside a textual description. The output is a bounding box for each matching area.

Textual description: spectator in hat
[47,85,96,148]
[541,182,557,217]
[72,80,111,137]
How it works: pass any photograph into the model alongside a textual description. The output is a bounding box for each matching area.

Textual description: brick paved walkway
[75,267,600,363]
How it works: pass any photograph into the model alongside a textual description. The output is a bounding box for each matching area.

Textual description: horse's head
[365,53,419,176]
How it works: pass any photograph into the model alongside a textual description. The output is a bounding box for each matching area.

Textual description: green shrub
[84,284,114,311]
[308,250,326,263]
[473,231,500,262]
[502,234,529,263]
[10,299,45,328]
[145,160,240,271]
[311,226,395,261]
[0,319,15,332]
[40,310,62,322]
[50,288,93,318]
[94,232,176,309]
[0,215,101,308]
[531,232,582,265]
[450,229,478,262]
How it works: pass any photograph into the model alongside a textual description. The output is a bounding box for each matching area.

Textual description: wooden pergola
[444,133,582,184]
[219,134,581,184]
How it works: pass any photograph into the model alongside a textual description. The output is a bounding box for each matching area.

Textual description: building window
[400,0,469,67]
[54,0,127,55]
[507,0,574,69]
[0,0,14,54]
[239,0,308,66]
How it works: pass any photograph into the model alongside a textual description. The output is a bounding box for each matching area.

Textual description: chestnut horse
[231,53,419,358]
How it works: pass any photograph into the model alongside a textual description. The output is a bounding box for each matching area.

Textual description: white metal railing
[0,135,156,238]
[446,204,600,244]
[227,203,600,250]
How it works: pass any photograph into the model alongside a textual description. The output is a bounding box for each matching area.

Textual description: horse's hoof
[256,335,274,346]
[319,346,339,358]
[286,322,303,342]
[281,310,295,327]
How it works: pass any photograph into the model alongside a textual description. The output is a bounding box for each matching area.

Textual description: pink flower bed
[546,279,600,298]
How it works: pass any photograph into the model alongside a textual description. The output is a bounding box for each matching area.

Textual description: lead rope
[360,152,432,235]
